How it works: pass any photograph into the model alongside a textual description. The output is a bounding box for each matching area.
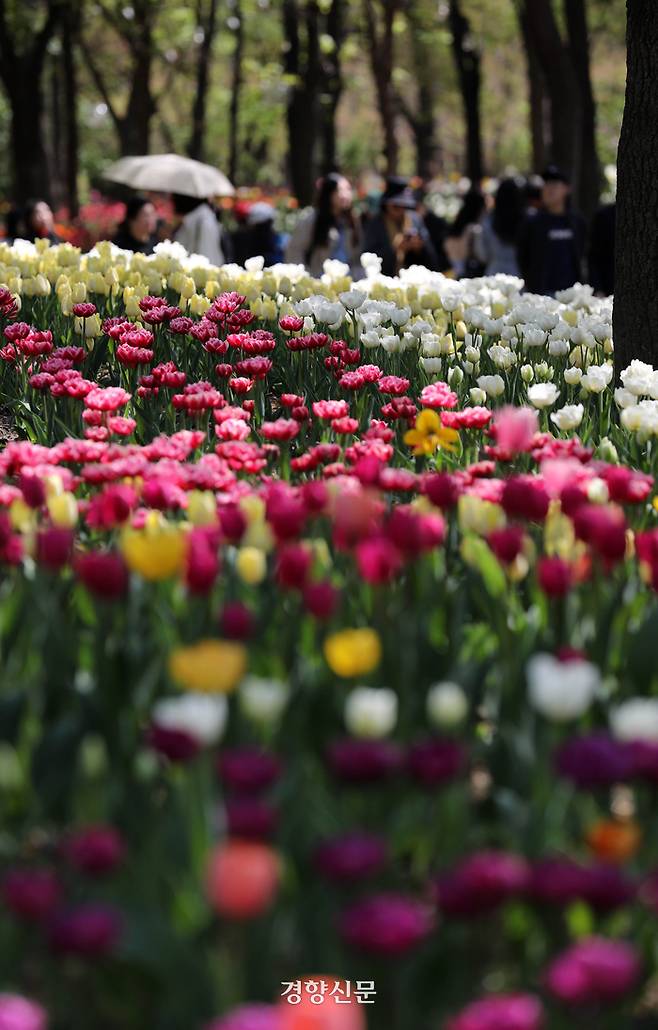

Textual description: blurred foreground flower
[169,640,247,693]
[324,629,381,678]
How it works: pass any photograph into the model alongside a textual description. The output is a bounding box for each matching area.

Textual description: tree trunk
[48,53,65,208]
[522,0,580,178]
[449,0,483,182]
[0,1,60,204]
[518,2,547,171]
[228,0,244,183]
[363,0,399,176]
[283,0,321,205]
[62,10,79,216]
[6,75,52,202]
[188,0,219,161]
[564,0,601,221]
[319,0,345,173]
[613,0,658,368]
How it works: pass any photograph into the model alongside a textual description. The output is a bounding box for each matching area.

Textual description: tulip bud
[469,387,487,405]
[426,682,468,728]
[236,546,267,585]
[47,492,78,529]
[520,363,534,383]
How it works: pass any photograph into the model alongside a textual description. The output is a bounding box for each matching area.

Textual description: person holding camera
[361,177,439,277]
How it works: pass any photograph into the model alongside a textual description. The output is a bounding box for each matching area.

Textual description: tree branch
[79,36,123,132]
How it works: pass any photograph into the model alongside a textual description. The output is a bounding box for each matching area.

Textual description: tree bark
[564,0,601,221]
[0,0,61,203]
[449,0,483,183]
[283,0,321,205]
[84,0,157,157]
[188,0,219,161]
[522,0,580,178]
[517,2,547,171]
[363,0,400,176]
[319,0,345,173]
[228,0,244,183]
[62,8,80,216]
[613,1,658,368]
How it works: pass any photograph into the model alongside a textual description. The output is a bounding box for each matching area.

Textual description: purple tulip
[0,994,48,1030]
[146,724,201,763]
[339,893,433,955]
[436,851,530,917]
[326,739,403,783]
[48,903,122,958]
[630,740,658,782]
[555,733,634,789]
[62,825,125,876]
[315,832,387,883]
[2,868,61,924]
[529,857,588,907]
[406,738,465,787]
[582,865,636,913]
[545,936,641,1005]
[217,748,281,795]
[225,798,278,839]
[446,993,544,1030]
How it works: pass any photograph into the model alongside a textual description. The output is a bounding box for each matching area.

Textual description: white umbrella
[103,153,235,198]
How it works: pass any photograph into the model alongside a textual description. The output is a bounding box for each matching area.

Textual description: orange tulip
[206,841,279,918]
[586,820,641,864]
[279,976,366,1030]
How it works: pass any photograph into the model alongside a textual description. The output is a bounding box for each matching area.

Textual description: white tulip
[239,676,290,723]
[527,383,560,409]
[550,403,584,431]
[152,693,228,746]
[476,374,505,398]
[344,687,398,739]
[611,698,658,742]
[527,653,599,721]
[427,682,468,728]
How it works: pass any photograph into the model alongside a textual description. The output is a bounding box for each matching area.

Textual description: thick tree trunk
[119,60,154,155]
[449,0,483,183]
[228,0,244,183]
[522,0,580,178]
[7,75,52,202]
[564,0,601,221]
[363,0,399,176]
[319,0,345,173]
[283,0,321,205]
[518,3,547,171]
[62,12,79,217]
[613,0,658,368]
[188,0,219,162]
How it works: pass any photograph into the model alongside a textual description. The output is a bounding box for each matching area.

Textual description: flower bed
[0,239,657,1029]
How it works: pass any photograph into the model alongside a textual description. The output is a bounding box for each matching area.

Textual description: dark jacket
[112,229,156,255]
[588,203,615,297]
[517,209,586,295]
[361,213,439,277]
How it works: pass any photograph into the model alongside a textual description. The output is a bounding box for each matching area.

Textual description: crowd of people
[2,166,616,297]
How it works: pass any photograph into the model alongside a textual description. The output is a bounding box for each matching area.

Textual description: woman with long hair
[475,177,525,276]
[285,173,360,277]
[112,196,158,254]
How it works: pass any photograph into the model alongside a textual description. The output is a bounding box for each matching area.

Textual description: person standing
[443,188,486,278]
[231,202,285,267]
[172,194,226,265]
[361,177,438,277]
[517,166,586,295]
[112,196,158,254]
[285,173,360,277]
[475,177,525,276]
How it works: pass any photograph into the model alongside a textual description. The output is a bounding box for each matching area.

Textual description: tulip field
[1,238,658,1030]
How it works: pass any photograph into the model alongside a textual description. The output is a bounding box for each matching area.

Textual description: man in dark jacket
[361,177,439,277]
[517,166,586,295]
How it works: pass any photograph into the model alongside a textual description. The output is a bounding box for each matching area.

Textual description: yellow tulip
[47,492,78,529]
[120,523,187,581]
[9,498,36,533]
[235,546,267,585]
[324,628,382,678]
[169,639,247,694]
[187,490,218,526]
